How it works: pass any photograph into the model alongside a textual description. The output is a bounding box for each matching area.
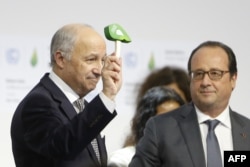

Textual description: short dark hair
[187,41,237,76]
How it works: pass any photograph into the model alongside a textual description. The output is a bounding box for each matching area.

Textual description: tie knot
[74,99,84,112]
[205,119,220,131]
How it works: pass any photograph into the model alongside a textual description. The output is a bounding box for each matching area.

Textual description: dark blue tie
[205,119,222,167]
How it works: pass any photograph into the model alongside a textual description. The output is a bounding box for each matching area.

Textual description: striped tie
[91,138,101,163]
[73,99,101,163]
[73,99,84,113]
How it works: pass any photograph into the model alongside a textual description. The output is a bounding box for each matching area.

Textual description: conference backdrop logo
[30,49,38,67]
[124,51,138,68]
[5,48,20,65]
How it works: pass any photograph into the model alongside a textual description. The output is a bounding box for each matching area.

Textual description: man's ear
[54,51,65,69]
[231,73,237,91]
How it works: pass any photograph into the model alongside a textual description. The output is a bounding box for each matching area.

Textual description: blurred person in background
[135,66,191,104]
[108,86,185,167]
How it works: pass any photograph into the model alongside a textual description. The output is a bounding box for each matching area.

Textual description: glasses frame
[190,70,230,81]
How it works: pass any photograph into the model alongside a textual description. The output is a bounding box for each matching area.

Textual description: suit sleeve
[129,118,161,167]
[22,93,116,159]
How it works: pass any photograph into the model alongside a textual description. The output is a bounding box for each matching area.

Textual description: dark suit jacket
[129,102,250,167]
[11,73,117,167]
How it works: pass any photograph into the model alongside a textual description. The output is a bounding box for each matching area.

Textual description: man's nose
[94,61,103,74]
[201,73,212,84]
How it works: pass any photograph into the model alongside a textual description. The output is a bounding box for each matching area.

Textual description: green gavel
[104,23,132,57]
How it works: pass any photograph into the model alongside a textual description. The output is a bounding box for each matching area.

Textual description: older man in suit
[11,23,122,167]
[129,41,250,167]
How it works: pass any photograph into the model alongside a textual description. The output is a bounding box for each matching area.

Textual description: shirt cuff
[99,92,116,113]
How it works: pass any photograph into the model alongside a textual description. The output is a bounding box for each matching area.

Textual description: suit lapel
[86,134,106,167]
[87,143,100,166]
[40,73,77,119]
[178,103,206,167]
[230,110,249,150]
[98,135,107,166]
[41,73,108,166]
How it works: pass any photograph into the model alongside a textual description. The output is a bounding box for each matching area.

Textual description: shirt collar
[49,70,80,103]
[196,105,231,129]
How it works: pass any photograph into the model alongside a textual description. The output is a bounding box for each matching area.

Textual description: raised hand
[101,53,122,100]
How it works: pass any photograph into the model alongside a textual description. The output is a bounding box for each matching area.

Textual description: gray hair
[50,23,92,66]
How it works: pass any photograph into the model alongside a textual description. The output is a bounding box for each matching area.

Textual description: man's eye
[210,71,220,76]
[195,72,204,76]
[87,58,97,62]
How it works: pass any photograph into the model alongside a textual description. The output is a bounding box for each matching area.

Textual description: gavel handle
[115,40,121,57]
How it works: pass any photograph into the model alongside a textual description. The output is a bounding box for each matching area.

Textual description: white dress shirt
[48,71,115,114]
[108,146,135,167]
[196,105,233,166]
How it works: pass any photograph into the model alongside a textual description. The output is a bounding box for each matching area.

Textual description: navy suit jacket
[11,73,117,167]
[129,103,250,167]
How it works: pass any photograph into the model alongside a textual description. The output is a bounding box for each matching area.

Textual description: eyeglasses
[190,70,230,81]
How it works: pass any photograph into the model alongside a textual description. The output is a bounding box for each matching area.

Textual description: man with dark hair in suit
[129,41,250,167]
[11,23,122,167]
